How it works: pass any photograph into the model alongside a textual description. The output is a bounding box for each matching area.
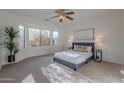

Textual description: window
[19,26,59,48]
[29,28,40,47]
[53,31,59,45]
[19,25,25,48]
[40,30,50,45]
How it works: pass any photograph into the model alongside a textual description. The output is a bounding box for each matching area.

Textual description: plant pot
[8,55,15,62]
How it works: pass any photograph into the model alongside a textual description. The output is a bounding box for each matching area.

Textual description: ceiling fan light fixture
[49,9,74,22]
[59,15,65,20]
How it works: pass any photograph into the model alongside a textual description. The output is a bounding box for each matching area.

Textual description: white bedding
[54,50,92,64]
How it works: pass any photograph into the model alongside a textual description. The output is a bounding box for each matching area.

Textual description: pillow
[73,47,86,52]
[81,47,87,52]
[81,46,92,52]
[73,48,82,52]
[73,46,92,52]
[85,46,92,52]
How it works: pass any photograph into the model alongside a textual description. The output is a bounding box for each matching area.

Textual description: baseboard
[1,53,55,67]
[103,58,124,65]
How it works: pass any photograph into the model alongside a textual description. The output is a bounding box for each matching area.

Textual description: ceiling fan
[49,9,74,22]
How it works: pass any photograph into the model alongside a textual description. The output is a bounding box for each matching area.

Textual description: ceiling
[2,9,122,27]
[5,9,55,20]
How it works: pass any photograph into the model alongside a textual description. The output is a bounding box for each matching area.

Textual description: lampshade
[95,35,103,46]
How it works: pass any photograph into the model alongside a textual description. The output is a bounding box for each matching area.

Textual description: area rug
[41,63,95,83]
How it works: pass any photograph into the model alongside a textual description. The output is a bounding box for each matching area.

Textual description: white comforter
[54,50,92,64]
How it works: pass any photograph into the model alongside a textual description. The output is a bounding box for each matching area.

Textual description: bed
[53,42,95,71]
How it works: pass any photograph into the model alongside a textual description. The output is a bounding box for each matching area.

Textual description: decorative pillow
[85,46,92,52]
[82,47,88,52]
[73,48,82,52]
[73,46,92,52]
[73,47,85,52]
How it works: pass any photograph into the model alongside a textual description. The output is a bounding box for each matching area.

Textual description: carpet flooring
[0,54,124,83]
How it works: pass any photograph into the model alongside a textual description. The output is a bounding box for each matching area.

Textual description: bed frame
[53,42,95,71]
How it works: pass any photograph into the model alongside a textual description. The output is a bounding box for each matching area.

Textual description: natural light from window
[29,28,40,47]
[19,25,25,48]
[53,31,59,45]
[41,30,50,45]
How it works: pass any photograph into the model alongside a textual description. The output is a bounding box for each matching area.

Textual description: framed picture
[74,28,94,41]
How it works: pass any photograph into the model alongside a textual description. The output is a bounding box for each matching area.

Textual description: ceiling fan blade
[59,18,63,22]
[50,16,58,19]
[66,12,74,15]
[66,16,73,20]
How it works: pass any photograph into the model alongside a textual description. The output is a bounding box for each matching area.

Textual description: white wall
[0,32,3,69]
[63,10,124,65]
[0,10,65,65]
[122,10,124,63]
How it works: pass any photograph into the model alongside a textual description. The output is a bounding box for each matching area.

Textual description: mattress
[54,50,92,64]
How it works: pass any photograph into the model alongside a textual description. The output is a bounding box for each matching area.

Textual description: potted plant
[3,26,20,62]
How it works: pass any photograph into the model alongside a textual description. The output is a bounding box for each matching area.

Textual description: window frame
[52,31,59,45]
[18,25,26,48]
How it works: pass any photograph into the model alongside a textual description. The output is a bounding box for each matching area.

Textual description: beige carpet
[77,61,124,83]
[0,54,124,83]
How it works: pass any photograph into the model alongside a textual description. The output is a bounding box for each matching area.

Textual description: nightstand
[94,49,102,62]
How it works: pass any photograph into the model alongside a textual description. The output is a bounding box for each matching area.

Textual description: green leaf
[3,26,20,55]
